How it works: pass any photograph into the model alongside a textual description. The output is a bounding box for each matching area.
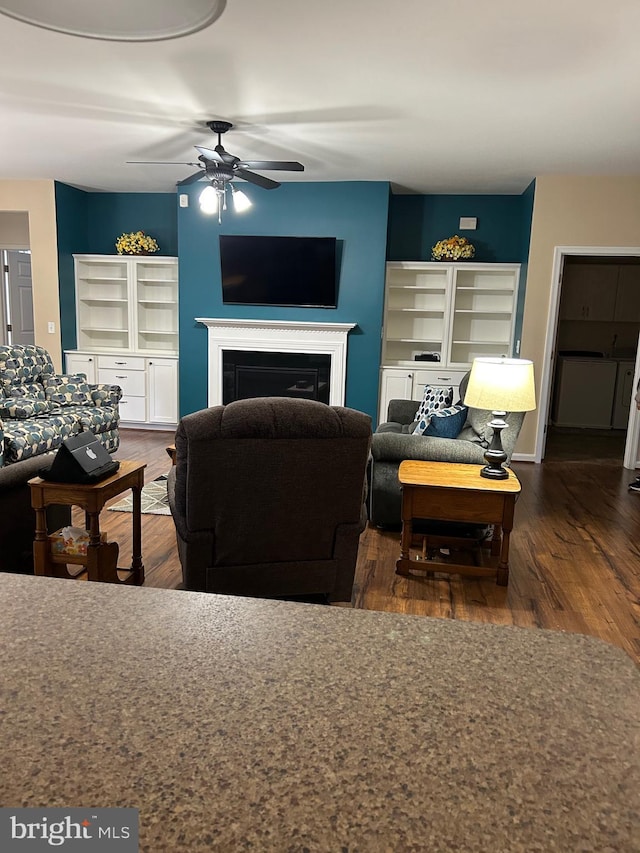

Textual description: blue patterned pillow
[413,384,454,427]
[413,404,468,438]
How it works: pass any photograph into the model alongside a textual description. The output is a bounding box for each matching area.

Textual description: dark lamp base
[481,412,509,480]
[480,463,509,480]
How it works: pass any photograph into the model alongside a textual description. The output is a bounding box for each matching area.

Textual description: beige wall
[0,180,62,368]
[519,175,640,458]
[0,211,30,247]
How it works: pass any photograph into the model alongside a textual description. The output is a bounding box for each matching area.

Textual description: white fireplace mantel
[196,318,357,406]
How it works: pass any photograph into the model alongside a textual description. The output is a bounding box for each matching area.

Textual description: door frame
[536,245,640,465]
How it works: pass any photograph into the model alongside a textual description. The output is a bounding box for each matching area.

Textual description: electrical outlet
[47,321,55,334]
[459,217,478,230]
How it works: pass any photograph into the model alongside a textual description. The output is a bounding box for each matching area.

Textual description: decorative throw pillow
[45,380,93,407]
[413,384,454,428]
[413,404,468,438]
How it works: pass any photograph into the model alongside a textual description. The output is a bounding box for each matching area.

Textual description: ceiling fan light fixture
[0,0,226,41]
[232,188,252,213]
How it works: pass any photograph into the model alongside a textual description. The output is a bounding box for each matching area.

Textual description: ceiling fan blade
[127,161,202,166]
[177,170,206,186]
[195,146,225,163]
[237,160,304,172]
[235,169,281,190]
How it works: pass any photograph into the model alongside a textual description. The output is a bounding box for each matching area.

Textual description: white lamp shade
[232,189,252,212]
[463,357,536,412]
[199,185,219,215]
[0,0,226,41]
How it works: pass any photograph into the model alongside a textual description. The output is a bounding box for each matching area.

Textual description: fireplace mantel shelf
[196,318,357,333]
[196,318,358,407]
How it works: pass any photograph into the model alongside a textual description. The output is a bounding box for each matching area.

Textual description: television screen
[219,235,338,308]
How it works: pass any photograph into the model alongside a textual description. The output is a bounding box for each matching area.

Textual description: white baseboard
[511,452,537,463]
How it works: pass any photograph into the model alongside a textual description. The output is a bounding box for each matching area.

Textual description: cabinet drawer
[97,355,145,371]
[98,368,146,396]
[413,368,468,388]
[117,395,147,422]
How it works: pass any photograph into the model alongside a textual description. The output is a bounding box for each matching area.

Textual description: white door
[7,250,34,345]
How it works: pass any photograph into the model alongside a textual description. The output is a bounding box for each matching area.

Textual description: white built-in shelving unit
[66,255,179,428]
[379,261,520,422]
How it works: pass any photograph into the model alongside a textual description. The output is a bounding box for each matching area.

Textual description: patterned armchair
[0,344,121,466]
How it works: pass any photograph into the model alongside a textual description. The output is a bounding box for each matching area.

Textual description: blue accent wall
[85,193,178,256]
[177,182,390,422]
[55,183,178,352]
[55,182,89,351]
[387,194,528,263]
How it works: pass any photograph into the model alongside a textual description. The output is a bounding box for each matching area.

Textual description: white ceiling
[1,0,639,196]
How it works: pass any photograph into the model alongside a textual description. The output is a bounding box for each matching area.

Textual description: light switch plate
[459,217,477,230]
[179,194,189,208]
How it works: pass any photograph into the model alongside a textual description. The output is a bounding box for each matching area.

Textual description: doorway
[537,246,640,467]
[2,249,35,346]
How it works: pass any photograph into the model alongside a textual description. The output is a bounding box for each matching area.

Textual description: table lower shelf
[39,537,143,585]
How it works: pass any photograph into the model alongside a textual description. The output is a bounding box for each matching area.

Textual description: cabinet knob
[88,358,93,362]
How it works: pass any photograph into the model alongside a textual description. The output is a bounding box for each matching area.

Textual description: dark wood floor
[96,428,640,666]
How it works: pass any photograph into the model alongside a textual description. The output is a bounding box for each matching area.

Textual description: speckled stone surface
[0,575,638,852]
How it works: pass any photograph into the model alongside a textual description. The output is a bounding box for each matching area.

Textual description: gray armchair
[168,396,372,602]
[369,372,526,527]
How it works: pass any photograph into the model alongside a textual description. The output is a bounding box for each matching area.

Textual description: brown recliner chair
[167,396,372,602]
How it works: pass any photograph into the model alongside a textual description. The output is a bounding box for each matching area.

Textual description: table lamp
[463,357,536,480]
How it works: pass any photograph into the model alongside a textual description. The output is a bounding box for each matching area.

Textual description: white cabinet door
[64,352,97,383]
[148,358,178,425]
[378,368,414,424]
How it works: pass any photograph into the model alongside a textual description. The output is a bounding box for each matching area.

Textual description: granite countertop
[0,574,638,852]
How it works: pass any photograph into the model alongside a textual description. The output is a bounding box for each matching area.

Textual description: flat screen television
[219,235,338,308]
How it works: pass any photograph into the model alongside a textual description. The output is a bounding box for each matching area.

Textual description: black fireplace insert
[222,350,331,404]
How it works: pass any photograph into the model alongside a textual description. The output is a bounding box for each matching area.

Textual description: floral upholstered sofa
[0,344,121,467]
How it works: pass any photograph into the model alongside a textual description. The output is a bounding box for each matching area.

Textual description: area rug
[108,474,170,516]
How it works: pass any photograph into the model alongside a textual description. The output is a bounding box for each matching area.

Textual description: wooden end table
[396,460,521,586]
[29,460,146,585]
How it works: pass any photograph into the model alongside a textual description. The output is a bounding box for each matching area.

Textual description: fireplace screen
[222,350,331,404]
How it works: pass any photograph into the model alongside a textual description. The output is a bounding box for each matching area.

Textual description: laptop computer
[40,431,120,484]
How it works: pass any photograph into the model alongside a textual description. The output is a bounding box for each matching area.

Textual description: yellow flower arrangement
[431,235,475,261]
[115,231,160,255]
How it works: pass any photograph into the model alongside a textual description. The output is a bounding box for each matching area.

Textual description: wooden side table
[29,460,146,585]
[396,460,521,586]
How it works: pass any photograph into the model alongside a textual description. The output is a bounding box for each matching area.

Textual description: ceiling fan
[128,120,304,219]
[127,120,304,190]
